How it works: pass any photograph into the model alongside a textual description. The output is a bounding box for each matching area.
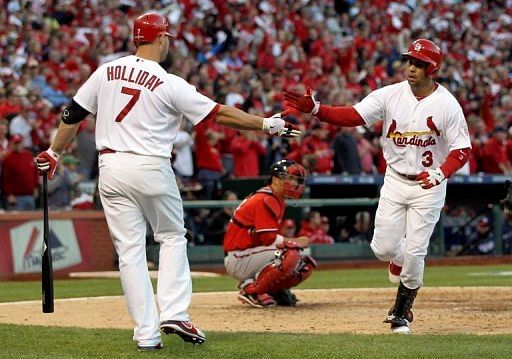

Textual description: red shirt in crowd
[300,135,334,174]
[1,149,39,196]
[297,221,334,244]
[194,120,223,173]
[231,134,266,177]
[223,187,285,252]
[480,138,508,173]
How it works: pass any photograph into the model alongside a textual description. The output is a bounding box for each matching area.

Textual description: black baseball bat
[42,173,54,313]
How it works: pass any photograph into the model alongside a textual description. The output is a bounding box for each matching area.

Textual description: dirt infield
[1,287,511,335]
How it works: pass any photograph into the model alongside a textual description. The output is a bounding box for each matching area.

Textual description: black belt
[390,167,417,181]
[397,173,418,181]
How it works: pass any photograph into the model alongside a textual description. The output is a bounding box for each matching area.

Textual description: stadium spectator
[331,127,362,174]
[0,0,511,188]
[299,210,334,244]
[299,122,334,174]
[195,120,224,199]
[172,121,195,181]
[480,127,512,174]
[75,116,97,180]
[0,119,8,209]
[464,216,495,255]
[1,134,38,210]
[46,154,82,210]
[231,130,266,177]
[204,191,238,245]
[279,218,297,238]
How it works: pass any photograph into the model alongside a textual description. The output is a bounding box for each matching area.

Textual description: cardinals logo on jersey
[387,117,442,148]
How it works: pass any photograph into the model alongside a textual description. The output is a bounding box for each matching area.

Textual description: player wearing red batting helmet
[133,12,173,47]
[283,37,471,335]
[401,38,443,76]
[36,8,301,352]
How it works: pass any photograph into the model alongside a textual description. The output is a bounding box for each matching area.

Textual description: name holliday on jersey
[106,65,163,92]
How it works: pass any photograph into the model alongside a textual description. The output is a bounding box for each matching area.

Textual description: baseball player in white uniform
[36,12,299,351]
[284,39,471,334]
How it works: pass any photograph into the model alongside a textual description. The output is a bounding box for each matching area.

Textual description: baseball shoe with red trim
[388,261,402,284]
[136,342,163,351]
[160,320,206,344]
[238,290,277,308]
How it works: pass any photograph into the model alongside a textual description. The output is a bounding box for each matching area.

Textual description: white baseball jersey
[354,81,471,175]
[73,55,217,158]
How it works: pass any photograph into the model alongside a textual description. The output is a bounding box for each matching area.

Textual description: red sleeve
[202,103,220,123]
[440,147,471,178]
[316,105,366,127]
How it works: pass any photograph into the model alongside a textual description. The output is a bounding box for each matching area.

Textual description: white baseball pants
[371,168,447,289]
[98,152,191,347]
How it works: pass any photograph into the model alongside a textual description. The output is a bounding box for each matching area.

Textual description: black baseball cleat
[384,315,411,334]
[136,342,163,351]
[160,320,206,344]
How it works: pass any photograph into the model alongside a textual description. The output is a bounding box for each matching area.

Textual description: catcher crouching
[223,160,316,307]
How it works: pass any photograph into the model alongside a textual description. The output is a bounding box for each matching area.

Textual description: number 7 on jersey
[116,87,141,122]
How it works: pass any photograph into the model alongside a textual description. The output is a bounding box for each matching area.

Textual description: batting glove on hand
[36,148,60,180]
[283,87,320,115]
[416,168,446,189]
[262,110,301,138]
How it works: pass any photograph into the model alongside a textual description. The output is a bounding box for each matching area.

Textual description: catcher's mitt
[501,180,512,210]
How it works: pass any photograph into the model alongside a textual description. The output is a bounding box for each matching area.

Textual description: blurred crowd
[1,0,512,212]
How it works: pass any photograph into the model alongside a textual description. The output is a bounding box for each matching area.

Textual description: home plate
[69,271,220,279]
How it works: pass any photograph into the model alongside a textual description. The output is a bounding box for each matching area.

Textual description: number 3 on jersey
[116,86,141,122]
[422,150,433,167]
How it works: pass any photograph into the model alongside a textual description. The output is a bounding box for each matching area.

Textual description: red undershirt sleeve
[316,105,366,127]
[440,148,471,178]
[201,103,220,123]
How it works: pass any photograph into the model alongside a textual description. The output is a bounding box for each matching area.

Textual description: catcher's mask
[269,160,307,200]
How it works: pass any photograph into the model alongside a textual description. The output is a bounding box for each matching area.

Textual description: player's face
[406,57,429,87]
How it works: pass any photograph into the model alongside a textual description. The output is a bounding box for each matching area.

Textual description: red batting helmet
[402,39,443,76]
[133,12,173,46]
[270,159,307,200]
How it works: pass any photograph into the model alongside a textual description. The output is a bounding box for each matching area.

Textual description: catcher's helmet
[133,12,173,47]
[402,39,442,76]
[269,160,307,200]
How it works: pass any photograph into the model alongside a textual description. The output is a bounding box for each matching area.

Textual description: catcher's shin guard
[249,244,316,295]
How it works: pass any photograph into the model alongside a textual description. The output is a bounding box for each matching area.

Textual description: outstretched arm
[214,105,300,138]
[283,88,365,127]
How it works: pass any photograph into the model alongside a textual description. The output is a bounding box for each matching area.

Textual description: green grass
[0,324,511,358]
[1,264,511,358]
[1,265,511,303]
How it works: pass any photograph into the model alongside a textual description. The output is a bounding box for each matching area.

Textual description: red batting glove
[36,149,60,179]
[416,168,446,189]
[283,87,320,114]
